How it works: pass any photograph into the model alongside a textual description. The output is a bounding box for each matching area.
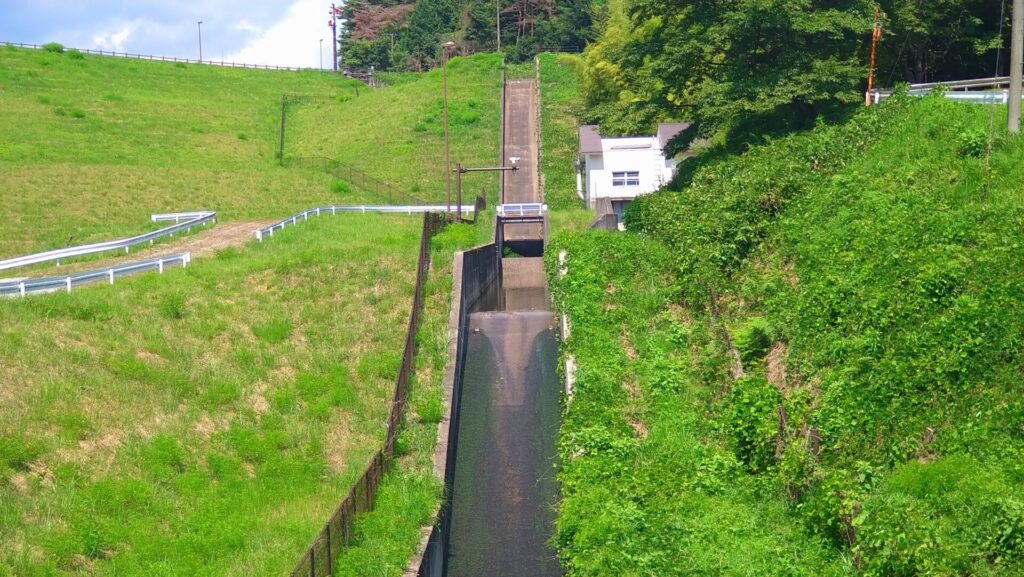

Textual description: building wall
[584,136,675,207]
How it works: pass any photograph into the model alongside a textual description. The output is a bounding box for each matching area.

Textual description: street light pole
[319,38,324,71]
[442,41,456,218]
[197,21,203,62]
[1010,0,1023,133]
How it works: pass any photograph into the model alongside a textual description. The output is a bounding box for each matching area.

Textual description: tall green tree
[875,0,1004,84]
[585,0,872,146]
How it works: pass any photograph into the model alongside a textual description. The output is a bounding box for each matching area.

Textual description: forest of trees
[340,1,1009,153]
[338,0,598,71]
[578,0,1007,148]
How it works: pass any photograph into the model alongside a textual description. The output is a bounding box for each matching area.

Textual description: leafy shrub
[732,316,772,367]
[856,457,1024,576]
[956,129,986,158]
[42,42,64,53]
[728,375,782,472]
[66,49,84,60]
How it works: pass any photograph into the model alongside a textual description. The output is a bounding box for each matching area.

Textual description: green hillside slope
[0,214,429,576]
[285,54,503,205]
[0,46,379,257]
[550,94,1024,576]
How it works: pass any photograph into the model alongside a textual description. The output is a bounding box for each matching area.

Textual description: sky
[0,1,341,68]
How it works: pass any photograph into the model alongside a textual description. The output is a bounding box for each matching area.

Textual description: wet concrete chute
[442,78,562,577]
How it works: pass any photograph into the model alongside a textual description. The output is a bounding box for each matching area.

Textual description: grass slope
[551,94,1024,576]
[0,45,374,258]
[0,214,422,576]
[285,54,504,205]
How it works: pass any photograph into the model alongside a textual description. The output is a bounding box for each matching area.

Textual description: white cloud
[225,0,332,68]
[92,23,135,53]
[233,19,260,34]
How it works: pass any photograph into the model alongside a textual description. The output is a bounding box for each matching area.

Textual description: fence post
[308,549,315,577]
[66,277,72,293]
[278,95,287,162]
[325,526,333,575]
[108,269,115,285]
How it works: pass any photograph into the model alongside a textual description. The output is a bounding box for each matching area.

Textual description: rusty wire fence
[289,212,445,577]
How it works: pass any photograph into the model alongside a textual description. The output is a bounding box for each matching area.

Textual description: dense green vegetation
[286,53,503,206]
[550,94,1024,576]
[0,45,374,257]
[339,0,596,72]
[579,0,1006,147]
[0,214,427,576]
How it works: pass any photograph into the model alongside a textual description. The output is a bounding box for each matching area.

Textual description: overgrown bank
[549,95,1024,576]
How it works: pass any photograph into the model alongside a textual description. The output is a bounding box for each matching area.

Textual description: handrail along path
[0,211,215,272]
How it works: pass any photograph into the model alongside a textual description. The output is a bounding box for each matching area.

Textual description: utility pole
[319,38,324,71]
[442,41,456,218]
[197,21,203,62]
[866,8,881,106]
[1010,0,1023,133]
[496,0,501,51]
[329,4,341,72]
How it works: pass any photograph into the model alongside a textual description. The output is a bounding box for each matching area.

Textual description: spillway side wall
[404,243,500,577]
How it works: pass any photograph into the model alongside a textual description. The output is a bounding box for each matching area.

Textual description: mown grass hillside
[285,54,503,205]
[0,214,424,576]
[550,94,1024,576]
[537,53,586,213]
[0,45,376,258]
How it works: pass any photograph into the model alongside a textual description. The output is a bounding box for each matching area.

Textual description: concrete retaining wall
[405,243,500,577]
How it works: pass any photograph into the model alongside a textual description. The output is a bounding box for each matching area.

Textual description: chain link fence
[288,212,444,577]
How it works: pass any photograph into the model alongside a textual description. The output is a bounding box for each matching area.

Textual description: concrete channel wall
[405,243,500,577]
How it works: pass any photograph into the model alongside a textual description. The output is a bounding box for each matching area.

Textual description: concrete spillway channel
[417,213,561,577]
[413,77,558,577]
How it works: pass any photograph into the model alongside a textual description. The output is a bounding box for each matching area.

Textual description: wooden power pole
[1010,0,1023,133]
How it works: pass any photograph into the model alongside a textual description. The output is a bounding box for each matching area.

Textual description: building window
[612,171,640,187]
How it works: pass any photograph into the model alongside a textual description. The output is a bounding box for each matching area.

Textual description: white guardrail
[870,76,1022,105]
[0,253,190,297]
[497,203,547,217]
[255,205,474,241]
[0,211,215,272]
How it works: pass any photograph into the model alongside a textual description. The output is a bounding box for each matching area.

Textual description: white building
[577,123,690,219]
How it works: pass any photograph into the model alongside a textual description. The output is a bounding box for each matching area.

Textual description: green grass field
[0,45,429,259]
[285,54,504,207]
[0,213,425,576]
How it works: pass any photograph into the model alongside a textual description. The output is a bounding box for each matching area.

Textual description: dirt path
[8,220,276,280]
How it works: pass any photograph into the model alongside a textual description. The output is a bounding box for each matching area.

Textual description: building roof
[579,125,602,154]
[580,123,693,154]
[657,122,692,149]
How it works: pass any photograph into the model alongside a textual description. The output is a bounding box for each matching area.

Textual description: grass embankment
[0,214,425,576]
[536,52,589,219]
[329,222,485,576]
[0,45,376,258]
[285,54,504,206]
[550,94,1024,576]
